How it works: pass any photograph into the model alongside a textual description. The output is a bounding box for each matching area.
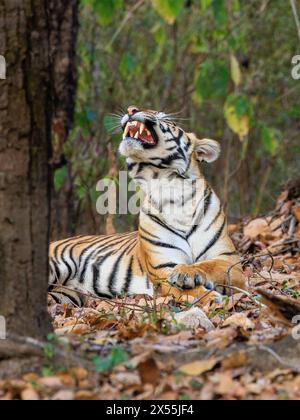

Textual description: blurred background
[51,0,300,239]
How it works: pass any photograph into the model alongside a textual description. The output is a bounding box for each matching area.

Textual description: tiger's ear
[187,133,221,163]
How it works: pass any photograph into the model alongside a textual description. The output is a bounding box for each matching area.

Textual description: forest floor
[1,180,300,400]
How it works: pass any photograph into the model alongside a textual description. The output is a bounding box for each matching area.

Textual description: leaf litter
[1,181,300,400]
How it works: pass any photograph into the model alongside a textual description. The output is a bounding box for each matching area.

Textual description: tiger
[49,105,246,306]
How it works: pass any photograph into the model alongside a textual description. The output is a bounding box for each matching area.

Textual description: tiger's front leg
[168,258,246,293]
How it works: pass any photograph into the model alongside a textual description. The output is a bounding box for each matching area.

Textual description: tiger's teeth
[139,123,145,134]
[134,131,139,139]
[123,125,129,138]
[133,121,138,127]
[129,130,134,137]
[146,129,151,136]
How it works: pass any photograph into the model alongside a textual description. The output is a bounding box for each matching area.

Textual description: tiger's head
[119,106,221,178]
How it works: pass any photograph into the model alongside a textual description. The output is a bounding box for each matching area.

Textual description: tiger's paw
[168,264,214,290]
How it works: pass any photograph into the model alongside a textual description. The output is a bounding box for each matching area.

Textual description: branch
[290,0,300,43]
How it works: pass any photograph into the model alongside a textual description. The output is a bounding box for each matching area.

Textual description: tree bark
[48,0,79,239]
[0,0,53,341]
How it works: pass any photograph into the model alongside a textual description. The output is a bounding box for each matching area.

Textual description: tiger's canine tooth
[124,124,129,138]
[139,123,145,134]
[134,131,139,139]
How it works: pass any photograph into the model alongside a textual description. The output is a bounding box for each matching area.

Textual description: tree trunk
[48,0,79,239]
[0,0,53,342]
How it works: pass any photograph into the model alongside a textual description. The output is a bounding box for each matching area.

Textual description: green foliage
[151,0,185,24]
[42,333,60,377]
[93,347,129,372]
[61,0,299,228]
[94,0,123,26]
[212,0,228,26]
[196,59,229,100]
[119,52,137,79]
[200,0,212,11]
[224,94,254,141]
[54,167,68,192]
[261,125,282,157]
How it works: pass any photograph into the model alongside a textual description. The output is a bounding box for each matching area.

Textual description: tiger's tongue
[128,122,154,143]
[139,130,154,143]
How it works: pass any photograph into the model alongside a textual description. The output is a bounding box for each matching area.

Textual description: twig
[290,0,300,43]
[215,284,266,309]
[258,345,300,371]
[55,285,154,313]
[105,0,146,50]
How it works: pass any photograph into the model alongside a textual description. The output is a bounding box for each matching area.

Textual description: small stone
[175,307,215,331]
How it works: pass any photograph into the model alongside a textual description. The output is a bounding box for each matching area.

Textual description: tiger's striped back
[49,232,153,305]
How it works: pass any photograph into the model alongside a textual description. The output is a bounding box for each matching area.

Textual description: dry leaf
[223,313,255,330]
[20,387,40,401]
[221,351,248,370]
[37,377,64,389]
[244,218,270,239]
[293,207,300,223]
[179,358,218,376]
[52,390,75,400]
[137,358,160,385]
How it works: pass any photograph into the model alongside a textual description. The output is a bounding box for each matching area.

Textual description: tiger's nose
[127,106,139,116]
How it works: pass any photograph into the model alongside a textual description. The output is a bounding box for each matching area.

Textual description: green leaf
[224,94,253,141]
[54,167,68,192]
[196,59,229,99]
[119,52,136,79]
[151,23,166,46]
[212,0,227,26]
[230,54,242,87]
[200,0,212,11]
[261,126,281,156]
[151,0,185,24]
[232,0,240,12]
[95,0,122,26]
[93,347,129,373]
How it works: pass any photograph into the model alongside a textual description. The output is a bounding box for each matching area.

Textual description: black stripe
[113,236,137,254]
[78,236,108,266]
[78,232,136,267]
[139,226,160,239]
[203,186,212,215]
[187,223,199,239]
[196,219,226,261]
[122,256,134,295]
[92,251,116,297]
[147,214,186,240]
[64,237,96,282]
[151,262,177,270]
[140,235,185,252]
[127,162,137,171]
[79,234,136,284]
[53,236,84,261]
[51,260,61,283]
[137,258,144,274]
[60,242,76,285]
[205,205,222,232]
[126,240,137,255]
[64,292,81,307]
[108,248,128,295]
[220,251,238,256]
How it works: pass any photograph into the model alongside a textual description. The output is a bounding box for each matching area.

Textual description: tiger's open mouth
[123,121,156,145]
